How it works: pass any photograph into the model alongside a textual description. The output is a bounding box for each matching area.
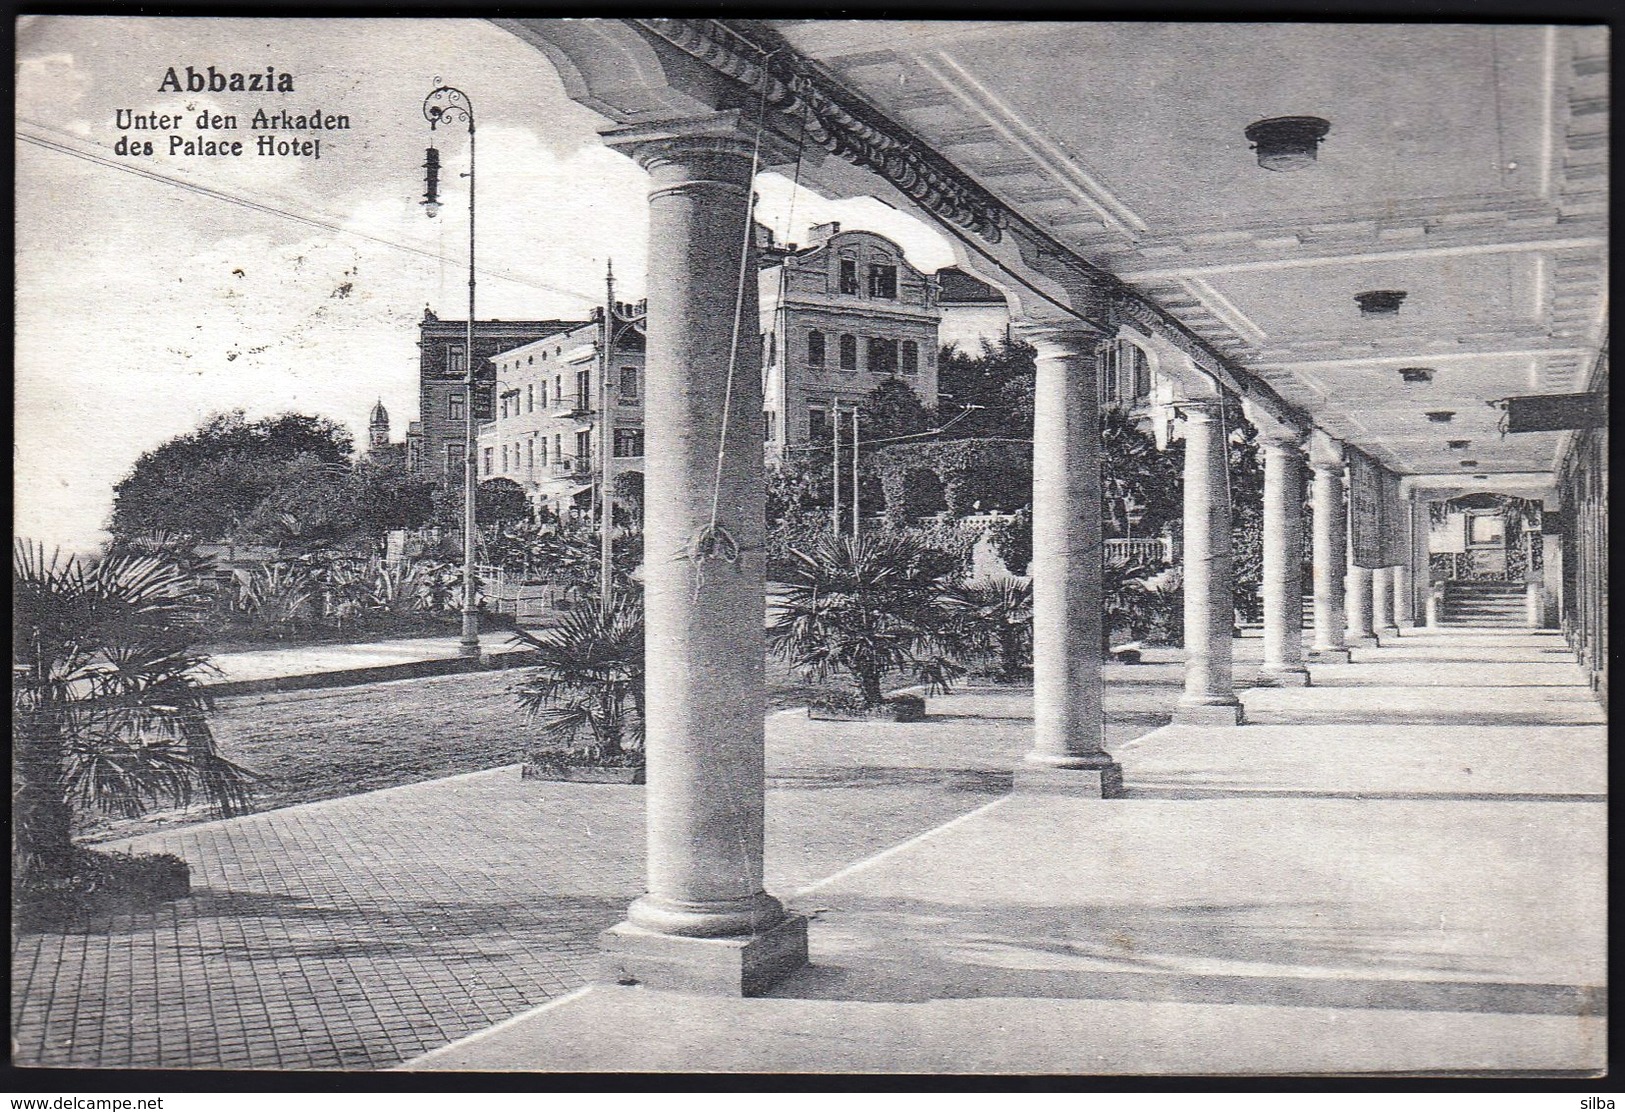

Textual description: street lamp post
[423,82,480,658]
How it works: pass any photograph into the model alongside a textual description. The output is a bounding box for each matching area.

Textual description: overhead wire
[17,122,600,306]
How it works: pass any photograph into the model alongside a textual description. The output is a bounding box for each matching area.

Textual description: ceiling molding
[914,49,1150,236]
[1116,232,1606,281]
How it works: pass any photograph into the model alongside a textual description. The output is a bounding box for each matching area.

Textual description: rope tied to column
[690,53,778,605]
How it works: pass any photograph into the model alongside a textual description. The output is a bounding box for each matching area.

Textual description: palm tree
[769,533,965,707]
[946,576,1033,681]
[12,541,252,889]
[511,590,645,762]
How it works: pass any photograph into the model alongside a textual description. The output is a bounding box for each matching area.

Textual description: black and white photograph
[10,15,1610,1082]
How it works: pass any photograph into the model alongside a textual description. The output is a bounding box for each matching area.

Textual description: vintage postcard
[11,15,1609,1085]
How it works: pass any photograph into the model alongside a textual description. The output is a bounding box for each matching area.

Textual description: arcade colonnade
[496,19,1599,996]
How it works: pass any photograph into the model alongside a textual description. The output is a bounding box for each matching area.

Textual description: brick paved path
[13,693,1067,1070]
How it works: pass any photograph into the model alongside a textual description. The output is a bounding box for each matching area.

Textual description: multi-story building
[758,223,941,459]
[407,309,582,477]
[476,308,647,520]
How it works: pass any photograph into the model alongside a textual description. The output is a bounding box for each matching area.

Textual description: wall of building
[476,318,646,519]
[759,229,940,458]
[413,313,582,477]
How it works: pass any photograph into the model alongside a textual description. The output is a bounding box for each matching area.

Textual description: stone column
[1394,563,1416,629]
[1346,551,1375,645]
[597,117,805,995]
[1309,462,1351,663]
[1372,566,1399,638]
[1258,437,1310,686]
[1173,397,1244,725]
[1017,323,1122,796]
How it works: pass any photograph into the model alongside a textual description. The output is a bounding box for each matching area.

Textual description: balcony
[551,454,594,477]
[550,394,592,418]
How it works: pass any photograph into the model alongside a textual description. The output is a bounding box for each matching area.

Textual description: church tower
[368,399,390,452]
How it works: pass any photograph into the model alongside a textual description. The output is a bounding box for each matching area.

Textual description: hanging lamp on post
[423,80,480,658]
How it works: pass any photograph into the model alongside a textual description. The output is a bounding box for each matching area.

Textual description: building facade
[408,310,581,478]
[759,224,941,459]
[476,309,647,520]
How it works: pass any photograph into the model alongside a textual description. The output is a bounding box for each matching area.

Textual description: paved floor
[204,635,534,687]
[13,627,1604,1074]
[406,628,1608,1075]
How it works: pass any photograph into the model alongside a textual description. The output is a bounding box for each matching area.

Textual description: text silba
[113,69,350,160]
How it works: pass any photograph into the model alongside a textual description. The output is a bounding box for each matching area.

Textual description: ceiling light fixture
[1398,367,1434,384]
[1244,116,1331,172]
[1355,290,1407,316]
[1425,411,1455,423]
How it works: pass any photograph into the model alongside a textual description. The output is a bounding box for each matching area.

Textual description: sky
[14,17,958,554]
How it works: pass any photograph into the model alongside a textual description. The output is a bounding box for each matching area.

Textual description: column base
[1376,624,1400,638]
[1254,666,1311,687]
[599,914,809,997]
[1172,701,1246,726]
[1309,647,1352,664]
[1397,618,1418,629]
[1014,759,1124,798]
[1346,634,1380,647]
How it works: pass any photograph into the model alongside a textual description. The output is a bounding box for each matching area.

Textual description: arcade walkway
[408,627,1606,1075]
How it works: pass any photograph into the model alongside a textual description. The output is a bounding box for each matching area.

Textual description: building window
[446,443,464,475]
[554,434,562,464]
[539,438,547,466]
[614,428,644,458]
[482,447,494,476]
[501,445,509,473]
[576,369,592,410]
[839,334,858,370]
[576,429,591,465]
[554,376,563,406]
[527,439,535,471]
[807,330,826,367]
[868,264,898,299]
[448,392,465,421]
[764,410,778,442]
[901,340,919,376]
[526,385,534,413]
[446,344,466,374]
[868,337,899,377]
[809,406,829,441]
[620,367,639,402]
[766,331,776,366]
[839,258,858,295]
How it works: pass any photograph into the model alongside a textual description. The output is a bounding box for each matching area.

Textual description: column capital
[1012,318,1112,359]
[1306,428,1346,471]
[1259,432,1307,456]
[1172,395,1226,420]
[602,110,797,176]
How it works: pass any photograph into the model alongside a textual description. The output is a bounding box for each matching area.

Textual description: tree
[946,576,1034,681]
[13,542,252,891]
[352,454,438,536]
[433,477,533,532]
[768,533,965,707]
[512,589,645,763]
[1101,407,1183,540]
[1225,403,1266,624]
[110,411,354,542]
[857,377,934,443]
[937,336,1037,438]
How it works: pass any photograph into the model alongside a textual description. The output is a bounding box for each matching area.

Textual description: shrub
[511,590,644,764]
[769,533,966,707]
